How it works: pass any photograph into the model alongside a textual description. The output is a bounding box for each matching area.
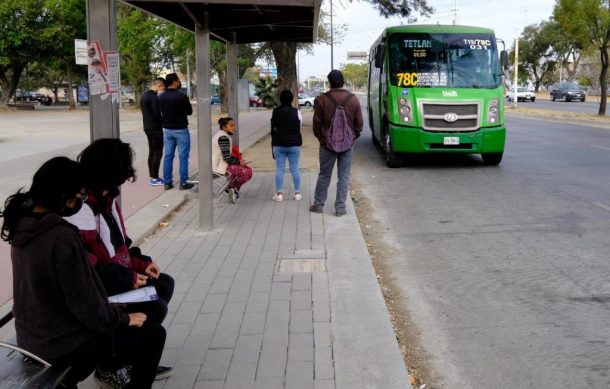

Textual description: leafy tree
[255,76,279,107]
[0,0,59,108]
[340,63,368,89]
[545,19,586,83]
[554,0,610,115]
[514,22,556,92]
[268,0,432,105]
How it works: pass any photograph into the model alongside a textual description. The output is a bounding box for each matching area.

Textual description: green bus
[368,25,509,167]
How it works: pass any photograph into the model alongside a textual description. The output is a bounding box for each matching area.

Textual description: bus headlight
[397,97,413,123]
[488,99,499,124]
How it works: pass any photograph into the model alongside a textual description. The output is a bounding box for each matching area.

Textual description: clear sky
[297,0,555,83]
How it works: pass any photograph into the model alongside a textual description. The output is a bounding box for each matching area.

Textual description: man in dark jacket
[140,77,165,186]
[158,73,194,190]
[311,69,363,216]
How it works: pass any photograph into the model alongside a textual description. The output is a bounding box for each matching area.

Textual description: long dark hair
[0,157,84,242]
[78,138,136,193]
[218,116,234,131]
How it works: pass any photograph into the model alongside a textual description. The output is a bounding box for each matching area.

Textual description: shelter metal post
[196,13,214,231]
[227,32,239,146]
[86,0,120,141]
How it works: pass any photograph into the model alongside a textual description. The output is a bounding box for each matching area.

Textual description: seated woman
[212,117,253,199]
[65,139,175,328]
[1,157,165,388]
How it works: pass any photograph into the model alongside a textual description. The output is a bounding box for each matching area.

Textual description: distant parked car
[550,82,586,102]
[211,95,221,104]
[298,93,315,107]
[249,95,262,107]
[506,87,535,102]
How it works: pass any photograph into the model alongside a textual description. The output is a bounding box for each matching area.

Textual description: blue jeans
[273,146,301,193]
[163,129,190,185]
[314,145,354,212]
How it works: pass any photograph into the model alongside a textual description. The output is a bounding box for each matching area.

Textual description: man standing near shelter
[140,77,166,186]
[310,69,363,216]
[158,73,194,190]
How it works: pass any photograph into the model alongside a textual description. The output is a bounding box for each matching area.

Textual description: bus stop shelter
[87,0,321,230]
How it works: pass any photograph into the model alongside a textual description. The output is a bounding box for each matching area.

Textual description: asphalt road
[509,97,608,115]
[352,110,610,388]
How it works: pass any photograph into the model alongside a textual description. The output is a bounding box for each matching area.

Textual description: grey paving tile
[194,380,224,389]
[240,312,266,335]
[176,336,210,365]
[173,301,203,324]
[210,326,240,349]
[233,334,263,362]
[290,310,313,334]
[250,275,273,294]
[256,344,288,378]
[292,273,312,291]
[161,363,201,389]
[314,345,335,381]
[246,292,270,313]
[197,348,233,381]
[285,361,314,389]
[270,282,292,301]
[312,273,330,323]
[254,377,284,389]
[224,361,257,389]
[209,276,234,295]
[314,380,336,389]
[174,276,196,294]
[313,322,331,348]
[184,283,211,303]
[168,292,185,313]
[202,293,227,313]
[291,290,312,311]
[273,274,292,283]
[191,313,221,338]
[165,322,192,348]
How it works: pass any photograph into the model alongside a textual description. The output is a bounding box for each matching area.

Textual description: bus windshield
[388,32,501,89]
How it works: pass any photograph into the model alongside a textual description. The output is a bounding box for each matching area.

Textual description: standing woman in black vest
[270,90,303,202]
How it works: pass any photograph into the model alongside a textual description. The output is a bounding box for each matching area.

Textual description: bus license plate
[444,137,460,145]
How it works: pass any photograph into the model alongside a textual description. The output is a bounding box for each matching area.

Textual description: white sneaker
[294,193,302,201]
[272,193,283,202]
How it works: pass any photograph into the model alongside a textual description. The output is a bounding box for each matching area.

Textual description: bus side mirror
[374,46,385,68]
[500,50,509,70]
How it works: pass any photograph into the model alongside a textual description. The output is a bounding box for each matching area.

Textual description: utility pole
[330,0,334,70]
[513,36,519,108]
[453,0,458,25]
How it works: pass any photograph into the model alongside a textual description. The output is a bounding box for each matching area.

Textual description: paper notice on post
[108,286,159,304]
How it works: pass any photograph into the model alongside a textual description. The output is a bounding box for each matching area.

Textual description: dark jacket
[140,89,162,132]
[271,106,302,147]
[313,89,363,147]
[158,88,193,129]
[11,213,129,361]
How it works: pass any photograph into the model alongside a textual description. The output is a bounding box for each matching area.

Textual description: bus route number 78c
[396,72,418,87]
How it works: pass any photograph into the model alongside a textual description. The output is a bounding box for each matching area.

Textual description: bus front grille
[420,102,480,132]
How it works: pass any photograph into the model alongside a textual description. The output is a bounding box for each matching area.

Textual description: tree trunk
[67,63,76,110]
[216,68,228,113]
[270,42,298,106]
[0,64,25,108]
[598,47,608,116]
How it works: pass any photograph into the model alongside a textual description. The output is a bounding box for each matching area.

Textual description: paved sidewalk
[81,168,409,388]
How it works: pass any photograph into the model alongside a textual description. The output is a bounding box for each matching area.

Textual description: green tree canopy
[340,63,368,89]
[554,0,610,115]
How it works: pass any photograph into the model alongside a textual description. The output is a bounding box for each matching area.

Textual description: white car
[506,87,535,102]
[298,93,315,107]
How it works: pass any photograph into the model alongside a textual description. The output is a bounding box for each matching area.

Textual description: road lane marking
[592,202,610,212]
[591,145,610,151]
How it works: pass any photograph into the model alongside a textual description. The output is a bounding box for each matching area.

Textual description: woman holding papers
[1,157,166,388]
[65,138,174,327]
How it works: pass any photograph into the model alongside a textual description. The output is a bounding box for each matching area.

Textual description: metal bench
[187,172,238,203]
[0,311,71,388]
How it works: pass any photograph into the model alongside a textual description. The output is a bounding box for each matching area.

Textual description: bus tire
[482,152,503,166]
[385,134,401,168]
[372,132,380,147]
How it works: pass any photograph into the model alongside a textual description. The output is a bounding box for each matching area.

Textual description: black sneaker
[155,366,174,380]
[335,209,347,217]
[94,366,130,388]
[179,182,194,190]
[309,205,323,213]
[164,183,174,190]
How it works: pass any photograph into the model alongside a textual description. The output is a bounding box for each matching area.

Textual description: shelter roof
[122,0,321,44]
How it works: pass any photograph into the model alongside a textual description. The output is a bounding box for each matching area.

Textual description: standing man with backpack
[310,69,363,216]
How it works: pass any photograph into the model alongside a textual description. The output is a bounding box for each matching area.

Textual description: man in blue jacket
[158,73,194,190]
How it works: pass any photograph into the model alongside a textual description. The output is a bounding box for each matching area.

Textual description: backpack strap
[324,92,354,108]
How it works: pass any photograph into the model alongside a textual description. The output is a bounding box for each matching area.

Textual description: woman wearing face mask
[212,117,253,199]
[1,157,165,388]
